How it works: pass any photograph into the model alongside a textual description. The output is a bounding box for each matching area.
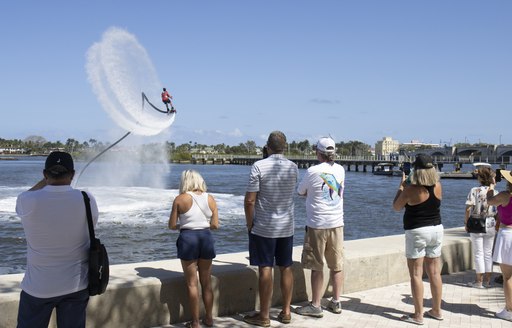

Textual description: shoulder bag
[82,191,109,296]
[466,216,487,233]
[466,198,488,234]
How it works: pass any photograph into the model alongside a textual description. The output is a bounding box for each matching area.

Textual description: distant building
[375,137,399,156]
[401,140,440,148]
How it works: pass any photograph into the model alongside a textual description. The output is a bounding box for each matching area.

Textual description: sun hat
[45,151,74,174]
[316,137,336,154]
[412,154,434,169]
[501,170,512,184]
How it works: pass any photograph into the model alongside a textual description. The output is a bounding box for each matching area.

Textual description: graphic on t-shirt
[319,173,342,201]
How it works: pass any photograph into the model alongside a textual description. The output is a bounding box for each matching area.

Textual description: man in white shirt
[296,137,345,318]
[16,151,99,328]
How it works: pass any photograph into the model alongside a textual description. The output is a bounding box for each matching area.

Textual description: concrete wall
[0,227,472,328]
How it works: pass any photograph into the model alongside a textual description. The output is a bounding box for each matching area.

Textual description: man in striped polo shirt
[243,131,299,327]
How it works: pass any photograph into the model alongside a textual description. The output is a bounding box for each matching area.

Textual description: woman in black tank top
[393,155,444,324]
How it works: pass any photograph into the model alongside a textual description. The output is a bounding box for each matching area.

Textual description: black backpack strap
[81,191,95,241]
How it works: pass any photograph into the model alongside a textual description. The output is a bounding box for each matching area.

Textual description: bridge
[185,144,512,172]
[406,145,512,163]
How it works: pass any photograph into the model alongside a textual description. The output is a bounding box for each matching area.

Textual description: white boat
[373,163,402,176]
[472,162,491,167]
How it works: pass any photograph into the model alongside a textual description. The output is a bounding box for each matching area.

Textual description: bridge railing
[189,154,510,165]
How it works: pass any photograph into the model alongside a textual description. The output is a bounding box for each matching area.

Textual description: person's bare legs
[279,265,293,315]
[257,266,273,320]
[484,272,492,286]
[181,260,200,328]
[500,263,512,311]
[424,257,443,318]
[310,270,324,307]
[407,257,425,322]
[475,273,484,284]
[198,259,214,326]
[331,270,343,301]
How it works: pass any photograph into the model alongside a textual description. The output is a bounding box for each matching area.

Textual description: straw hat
[501,170,512,184]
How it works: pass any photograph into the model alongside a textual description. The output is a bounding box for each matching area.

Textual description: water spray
[75,27,175,187]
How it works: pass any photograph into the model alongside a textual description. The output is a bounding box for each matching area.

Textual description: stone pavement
[158,270,511,328]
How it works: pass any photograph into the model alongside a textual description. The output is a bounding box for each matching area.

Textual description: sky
[0,1,510,147]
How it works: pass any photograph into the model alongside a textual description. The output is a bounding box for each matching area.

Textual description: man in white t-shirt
[296,137,345,318]
[15,151,99,328]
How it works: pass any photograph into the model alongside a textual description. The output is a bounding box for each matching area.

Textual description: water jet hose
[73,131,131,187]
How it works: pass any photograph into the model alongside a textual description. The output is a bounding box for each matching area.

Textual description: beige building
[375,137,399,156]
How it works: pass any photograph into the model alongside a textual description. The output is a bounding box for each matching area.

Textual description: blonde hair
[179,170,207,194]
[410,167,439,186]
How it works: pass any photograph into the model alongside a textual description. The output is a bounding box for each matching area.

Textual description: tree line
[3,136,498,161]
[1,136,374,160]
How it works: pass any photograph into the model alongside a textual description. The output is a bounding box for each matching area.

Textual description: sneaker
[496,308,512,321]
[328,299,342,314]
[467,281,485,289]
[295,302,323,318]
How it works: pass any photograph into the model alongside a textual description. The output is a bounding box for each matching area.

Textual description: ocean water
[0,157,479,275]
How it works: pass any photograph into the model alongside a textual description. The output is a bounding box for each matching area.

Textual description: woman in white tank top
[168,170,219,328]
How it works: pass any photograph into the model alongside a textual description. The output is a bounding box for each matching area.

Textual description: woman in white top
[169,170,219,328]
[465,166,498,288]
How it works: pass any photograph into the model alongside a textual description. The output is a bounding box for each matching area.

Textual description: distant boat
[373,163,402,176]
[437,162,489,179]
[438,171,476,179]
[472,162,491,168]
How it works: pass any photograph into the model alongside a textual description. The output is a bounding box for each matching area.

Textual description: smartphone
[496,168,502,183]
[403,162,412,176]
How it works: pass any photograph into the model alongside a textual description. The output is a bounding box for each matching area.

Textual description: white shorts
[493,228,512,266]
[405,224,444,259]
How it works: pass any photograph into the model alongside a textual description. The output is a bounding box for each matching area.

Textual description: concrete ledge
[0,227,472,328]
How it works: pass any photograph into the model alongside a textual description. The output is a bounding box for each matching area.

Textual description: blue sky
[0,1,510,147]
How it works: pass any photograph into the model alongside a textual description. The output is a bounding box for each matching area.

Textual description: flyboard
[142,92,177,114]
[74,92,174,187]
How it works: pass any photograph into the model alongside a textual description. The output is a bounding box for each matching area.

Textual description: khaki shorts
[301,226,344,271]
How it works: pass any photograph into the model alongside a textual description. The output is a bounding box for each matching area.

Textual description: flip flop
[400,315,424,325]
[201,318,214,327]
[425,310,444,321]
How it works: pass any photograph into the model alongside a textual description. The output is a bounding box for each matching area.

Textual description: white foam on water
[0,185,244,228]
[86,27,174,136]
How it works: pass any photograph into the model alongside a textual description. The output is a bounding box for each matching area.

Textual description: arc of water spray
[73,131,131,187]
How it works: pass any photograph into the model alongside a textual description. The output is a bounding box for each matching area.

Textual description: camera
[496,168,502,183]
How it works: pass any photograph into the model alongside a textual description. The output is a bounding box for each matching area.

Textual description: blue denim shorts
[177,229,216,260]
[248,233,293,267]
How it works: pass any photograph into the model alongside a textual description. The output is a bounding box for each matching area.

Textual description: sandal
[424,310,444,321]
[277,310,291,324]
[201,318,214,327]
[400,315,424,325]
[243,313,270,327]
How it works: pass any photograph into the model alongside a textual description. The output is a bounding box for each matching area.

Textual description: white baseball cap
[316,137,336,154]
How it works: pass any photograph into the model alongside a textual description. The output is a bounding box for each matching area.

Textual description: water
[0,157,479,275]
